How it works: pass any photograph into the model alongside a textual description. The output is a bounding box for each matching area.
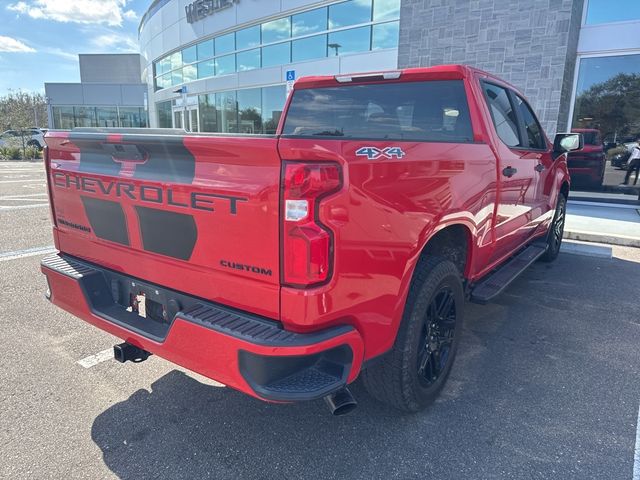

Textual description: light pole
[328,43,341,56]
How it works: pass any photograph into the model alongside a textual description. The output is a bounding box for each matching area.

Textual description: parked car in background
[0,129,45,149]
[610,141,638,169]
[567,128,605,188]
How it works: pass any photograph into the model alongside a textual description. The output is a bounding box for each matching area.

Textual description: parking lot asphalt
[1,160,639,480]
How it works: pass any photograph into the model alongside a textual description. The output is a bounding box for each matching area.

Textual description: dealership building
[135,0,639,143]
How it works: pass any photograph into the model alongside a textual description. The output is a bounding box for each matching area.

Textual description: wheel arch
[417,224,473,280]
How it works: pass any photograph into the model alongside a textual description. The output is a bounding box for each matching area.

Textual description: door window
[483,83,520,147]
[514,95,546,149]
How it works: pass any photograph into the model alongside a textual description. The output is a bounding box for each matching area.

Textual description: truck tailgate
[45,130,281,319]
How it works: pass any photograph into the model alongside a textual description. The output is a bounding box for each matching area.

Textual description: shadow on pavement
[91,371,410,479]
[91,253,640,480]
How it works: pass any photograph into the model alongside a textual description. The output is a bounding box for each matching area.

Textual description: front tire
[362,256,464,412]
[540,194,566,262]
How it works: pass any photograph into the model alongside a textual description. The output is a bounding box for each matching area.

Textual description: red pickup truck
[41,65,581,415]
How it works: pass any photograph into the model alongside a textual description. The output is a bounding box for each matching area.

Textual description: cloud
[0,35,36,52]
[43,47,78,61]
[91,32,138,52]
[7,0,139,27]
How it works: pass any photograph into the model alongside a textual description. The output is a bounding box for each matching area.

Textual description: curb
[564,229,640,248]
[560,240,612,259]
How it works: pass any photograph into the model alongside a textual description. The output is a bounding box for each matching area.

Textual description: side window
[483,83,520,147]
[514,95,546,149]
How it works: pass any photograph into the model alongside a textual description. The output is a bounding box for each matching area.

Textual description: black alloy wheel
[540,195,566,262]
[417,286,457,386]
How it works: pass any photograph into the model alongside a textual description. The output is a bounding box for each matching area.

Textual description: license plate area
[123,281,173,324]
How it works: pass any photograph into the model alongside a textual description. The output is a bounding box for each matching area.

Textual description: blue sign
[286,70,296,81]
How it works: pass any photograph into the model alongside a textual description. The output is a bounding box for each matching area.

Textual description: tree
[0,90,48,131]
[573,73,640,141]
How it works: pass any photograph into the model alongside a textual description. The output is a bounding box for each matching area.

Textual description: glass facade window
[372,21,399,50]
[197,39,214,60]
[238,88,262,134]
[236,25,261,50]
[157,101,172,128]
[572,55,640,141]
[215,54,235,75]
[198,94,218,132]
[570,54,640,189]
[196,86,286,134]
[216,91,238,133]
[183,64,197,82]
[237,48,261,71]
[52,106,148,129]
[197,60,215,79]
[328,26,371,56]
[96,106,118,127]
[52,106,74,130]
[373,0,400,21]
[119,107,148,128]
[215,32,235,55]
[182,45,197,64]
[585,0,640,25]
[262,17,291,44]
[74,106,97,127]
[292,34,327,62]
[329,0,372,29]
[170,51,182,71]
[292,7,327,36]
[153,0,401,90]
[171,69,183,86]
[262,42,290,67]
[262,85,285,134]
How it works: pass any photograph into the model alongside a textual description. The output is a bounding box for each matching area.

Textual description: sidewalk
[565,200,640,247]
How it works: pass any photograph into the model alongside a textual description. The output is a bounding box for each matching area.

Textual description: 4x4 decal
[355,146,406,160]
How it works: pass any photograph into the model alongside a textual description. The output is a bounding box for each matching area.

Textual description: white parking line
[0,198,49,202]
[0,245,56,261]
[634,403,640,480]
[0,193,48,198]
[77,348,114,369]
[0,204,49,211]
[0,179,45,184]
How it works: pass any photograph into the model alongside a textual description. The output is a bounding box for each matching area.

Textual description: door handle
[535,163,545,172]
[502,166,518,177]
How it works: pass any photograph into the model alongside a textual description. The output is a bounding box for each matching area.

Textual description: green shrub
[24,146,41,159]
[0,146,22,160]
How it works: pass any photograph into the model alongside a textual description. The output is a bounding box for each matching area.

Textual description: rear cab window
[282,80,474,143]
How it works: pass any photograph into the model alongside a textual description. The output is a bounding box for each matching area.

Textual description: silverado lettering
[41,65,579,414]
[51,171,247,214]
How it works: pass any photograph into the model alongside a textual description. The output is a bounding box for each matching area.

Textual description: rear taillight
[43,145,57,227]
[281,162,341,287]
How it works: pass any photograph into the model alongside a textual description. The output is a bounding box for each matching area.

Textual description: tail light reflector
[281,162,341,287]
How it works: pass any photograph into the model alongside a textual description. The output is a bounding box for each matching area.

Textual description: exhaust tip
[324,387,357,416]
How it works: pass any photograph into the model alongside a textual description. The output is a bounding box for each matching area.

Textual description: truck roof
[293,64,504,90]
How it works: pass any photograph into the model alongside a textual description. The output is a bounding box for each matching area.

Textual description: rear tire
[540,194,566,262]
[362,256,464,412]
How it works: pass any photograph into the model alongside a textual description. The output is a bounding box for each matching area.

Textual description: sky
[0,0,148,94]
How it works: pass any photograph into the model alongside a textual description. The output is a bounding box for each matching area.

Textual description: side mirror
[554,133,583,154]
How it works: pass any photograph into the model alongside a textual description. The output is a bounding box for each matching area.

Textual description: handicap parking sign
[286,70,295,81]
